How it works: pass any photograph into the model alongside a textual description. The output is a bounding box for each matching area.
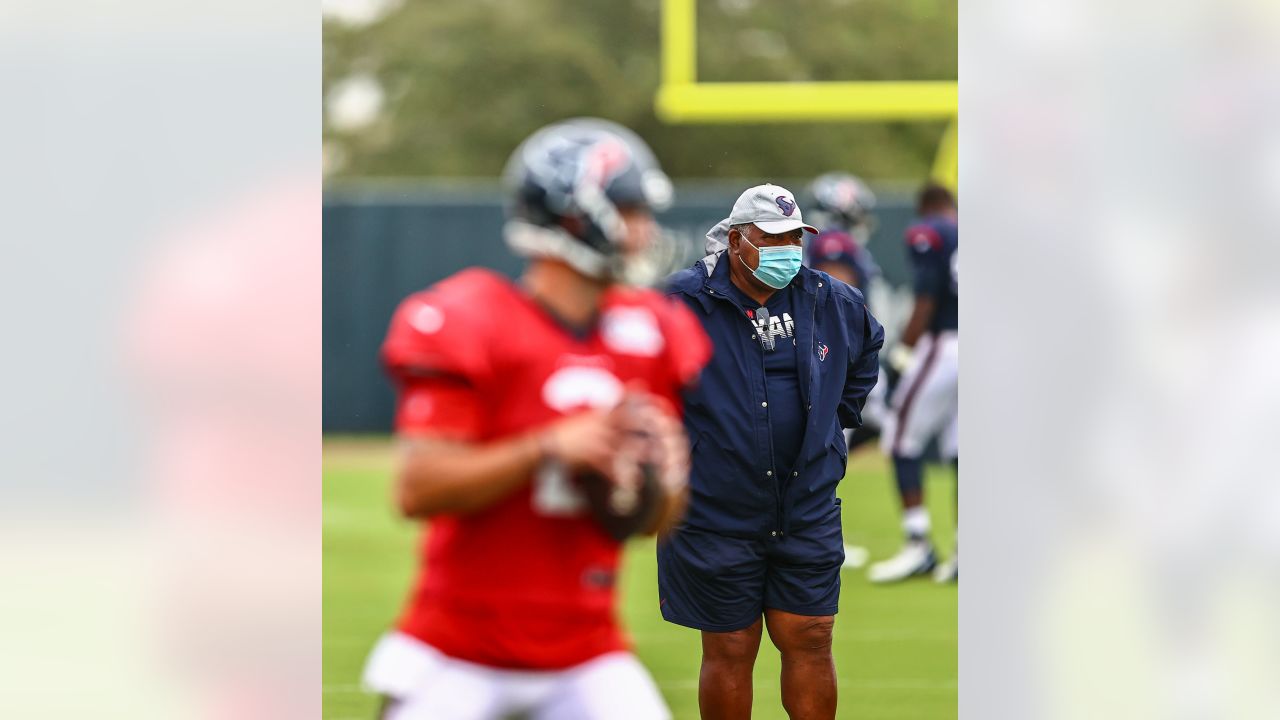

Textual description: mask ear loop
[736,230,760,274]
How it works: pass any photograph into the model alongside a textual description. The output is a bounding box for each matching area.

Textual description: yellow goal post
[654,0,957,190]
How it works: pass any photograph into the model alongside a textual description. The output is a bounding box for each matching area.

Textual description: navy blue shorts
[656,517,845,632]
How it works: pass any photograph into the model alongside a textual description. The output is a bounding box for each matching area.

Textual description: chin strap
[504,220,613,279]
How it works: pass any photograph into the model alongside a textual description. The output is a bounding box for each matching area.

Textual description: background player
[805,173,889,456]
[361,118,711,720]
[804,173,888,571]
[868,183,959,584]
[805,172,883,294]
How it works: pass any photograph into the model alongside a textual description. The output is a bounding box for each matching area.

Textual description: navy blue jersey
[805,229,881,293]
[904,215,958,332]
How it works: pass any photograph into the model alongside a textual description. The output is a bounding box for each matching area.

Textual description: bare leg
[698,618,763,720]
[764,609,836,720]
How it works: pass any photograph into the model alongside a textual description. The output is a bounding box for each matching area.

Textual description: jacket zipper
[757,319,782,539]
[707,284,793,540]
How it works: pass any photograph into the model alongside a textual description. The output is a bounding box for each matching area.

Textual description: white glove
[887,343,915,374]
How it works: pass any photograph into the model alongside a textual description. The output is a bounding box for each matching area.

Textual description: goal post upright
[661,0,697,87]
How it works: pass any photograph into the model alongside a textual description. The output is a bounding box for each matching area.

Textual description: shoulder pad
[905,223,944,253]
[381,268,512,383]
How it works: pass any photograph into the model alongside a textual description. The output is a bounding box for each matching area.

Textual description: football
[578,462,662,542]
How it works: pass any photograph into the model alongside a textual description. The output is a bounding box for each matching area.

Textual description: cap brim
[755,219,819,235]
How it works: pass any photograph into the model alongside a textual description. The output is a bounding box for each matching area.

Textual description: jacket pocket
[813,435,848,497]
[688,432,774,525]
[830,433,848,465]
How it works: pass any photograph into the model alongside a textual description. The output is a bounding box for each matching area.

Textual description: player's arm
[393,388,619,519]
[886,294,936,375]
[889,225,944,369]
[395,432,544,518]
[899,295,937,349]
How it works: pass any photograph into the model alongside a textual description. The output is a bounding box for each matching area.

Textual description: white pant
[362,633,671,720]
[881,332,958,459]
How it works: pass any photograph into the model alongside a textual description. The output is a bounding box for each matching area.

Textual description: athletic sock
[893,454,924,504]
[903,506,932,542]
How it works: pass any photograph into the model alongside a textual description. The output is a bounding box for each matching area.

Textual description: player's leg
[871,333,957,583]
[763,610,837,720]
[761,515,843,720]
[533,652,670,720]
[934,411,959,583]
[882,336,938,532]
[700,619,764,720]
[656,527,767,720]
[363,632,507,720]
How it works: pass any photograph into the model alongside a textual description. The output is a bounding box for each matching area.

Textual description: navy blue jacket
[667,254,884,538]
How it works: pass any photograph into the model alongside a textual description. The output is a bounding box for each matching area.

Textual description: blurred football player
[806,172,882,293]
[361,118,712,720]
[868,183,959,584]
[806,174,889,465]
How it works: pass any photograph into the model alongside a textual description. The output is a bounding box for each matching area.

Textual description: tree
[323,0,956,181]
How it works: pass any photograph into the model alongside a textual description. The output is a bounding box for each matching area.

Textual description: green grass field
[324,437,956,720]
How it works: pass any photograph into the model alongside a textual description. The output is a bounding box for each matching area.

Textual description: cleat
[867,540,936,583]
[933,555,957,583]
[842,544,869,570]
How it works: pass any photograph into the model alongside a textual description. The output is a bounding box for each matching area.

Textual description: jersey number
[532,461,587,516]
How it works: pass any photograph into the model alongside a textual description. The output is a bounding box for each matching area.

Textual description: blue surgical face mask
[740,235,802,289]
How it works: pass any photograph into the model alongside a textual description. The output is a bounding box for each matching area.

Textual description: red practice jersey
[381,268,711,670]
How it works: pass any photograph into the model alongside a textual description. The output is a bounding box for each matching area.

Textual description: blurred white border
[0,1,319,716]
[963,0,1280,717]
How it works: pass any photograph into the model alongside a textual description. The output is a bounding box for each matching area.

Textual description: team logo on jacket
[775,195,796,216]
[818,343,829,362]
[542,364,624,412]
[601,306,664,357]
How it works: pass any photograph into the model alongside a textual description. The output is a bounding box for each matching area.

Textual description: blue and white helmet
[503,118,673,280]
[808,172,877,243]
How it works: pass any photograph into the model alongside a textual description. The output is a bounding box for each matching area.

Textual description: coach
[659,184,883,720]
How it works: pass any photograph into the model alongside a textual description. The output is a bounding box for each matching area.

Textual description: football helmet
[503,118,674,282]
[808,172,877,243]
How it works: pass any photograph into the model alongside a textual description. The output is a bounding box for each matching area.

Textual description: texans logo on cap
[775,195,796,216]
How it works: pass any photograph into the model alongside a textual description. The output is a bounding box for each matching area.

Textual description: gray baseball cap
[726,183,818,235]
